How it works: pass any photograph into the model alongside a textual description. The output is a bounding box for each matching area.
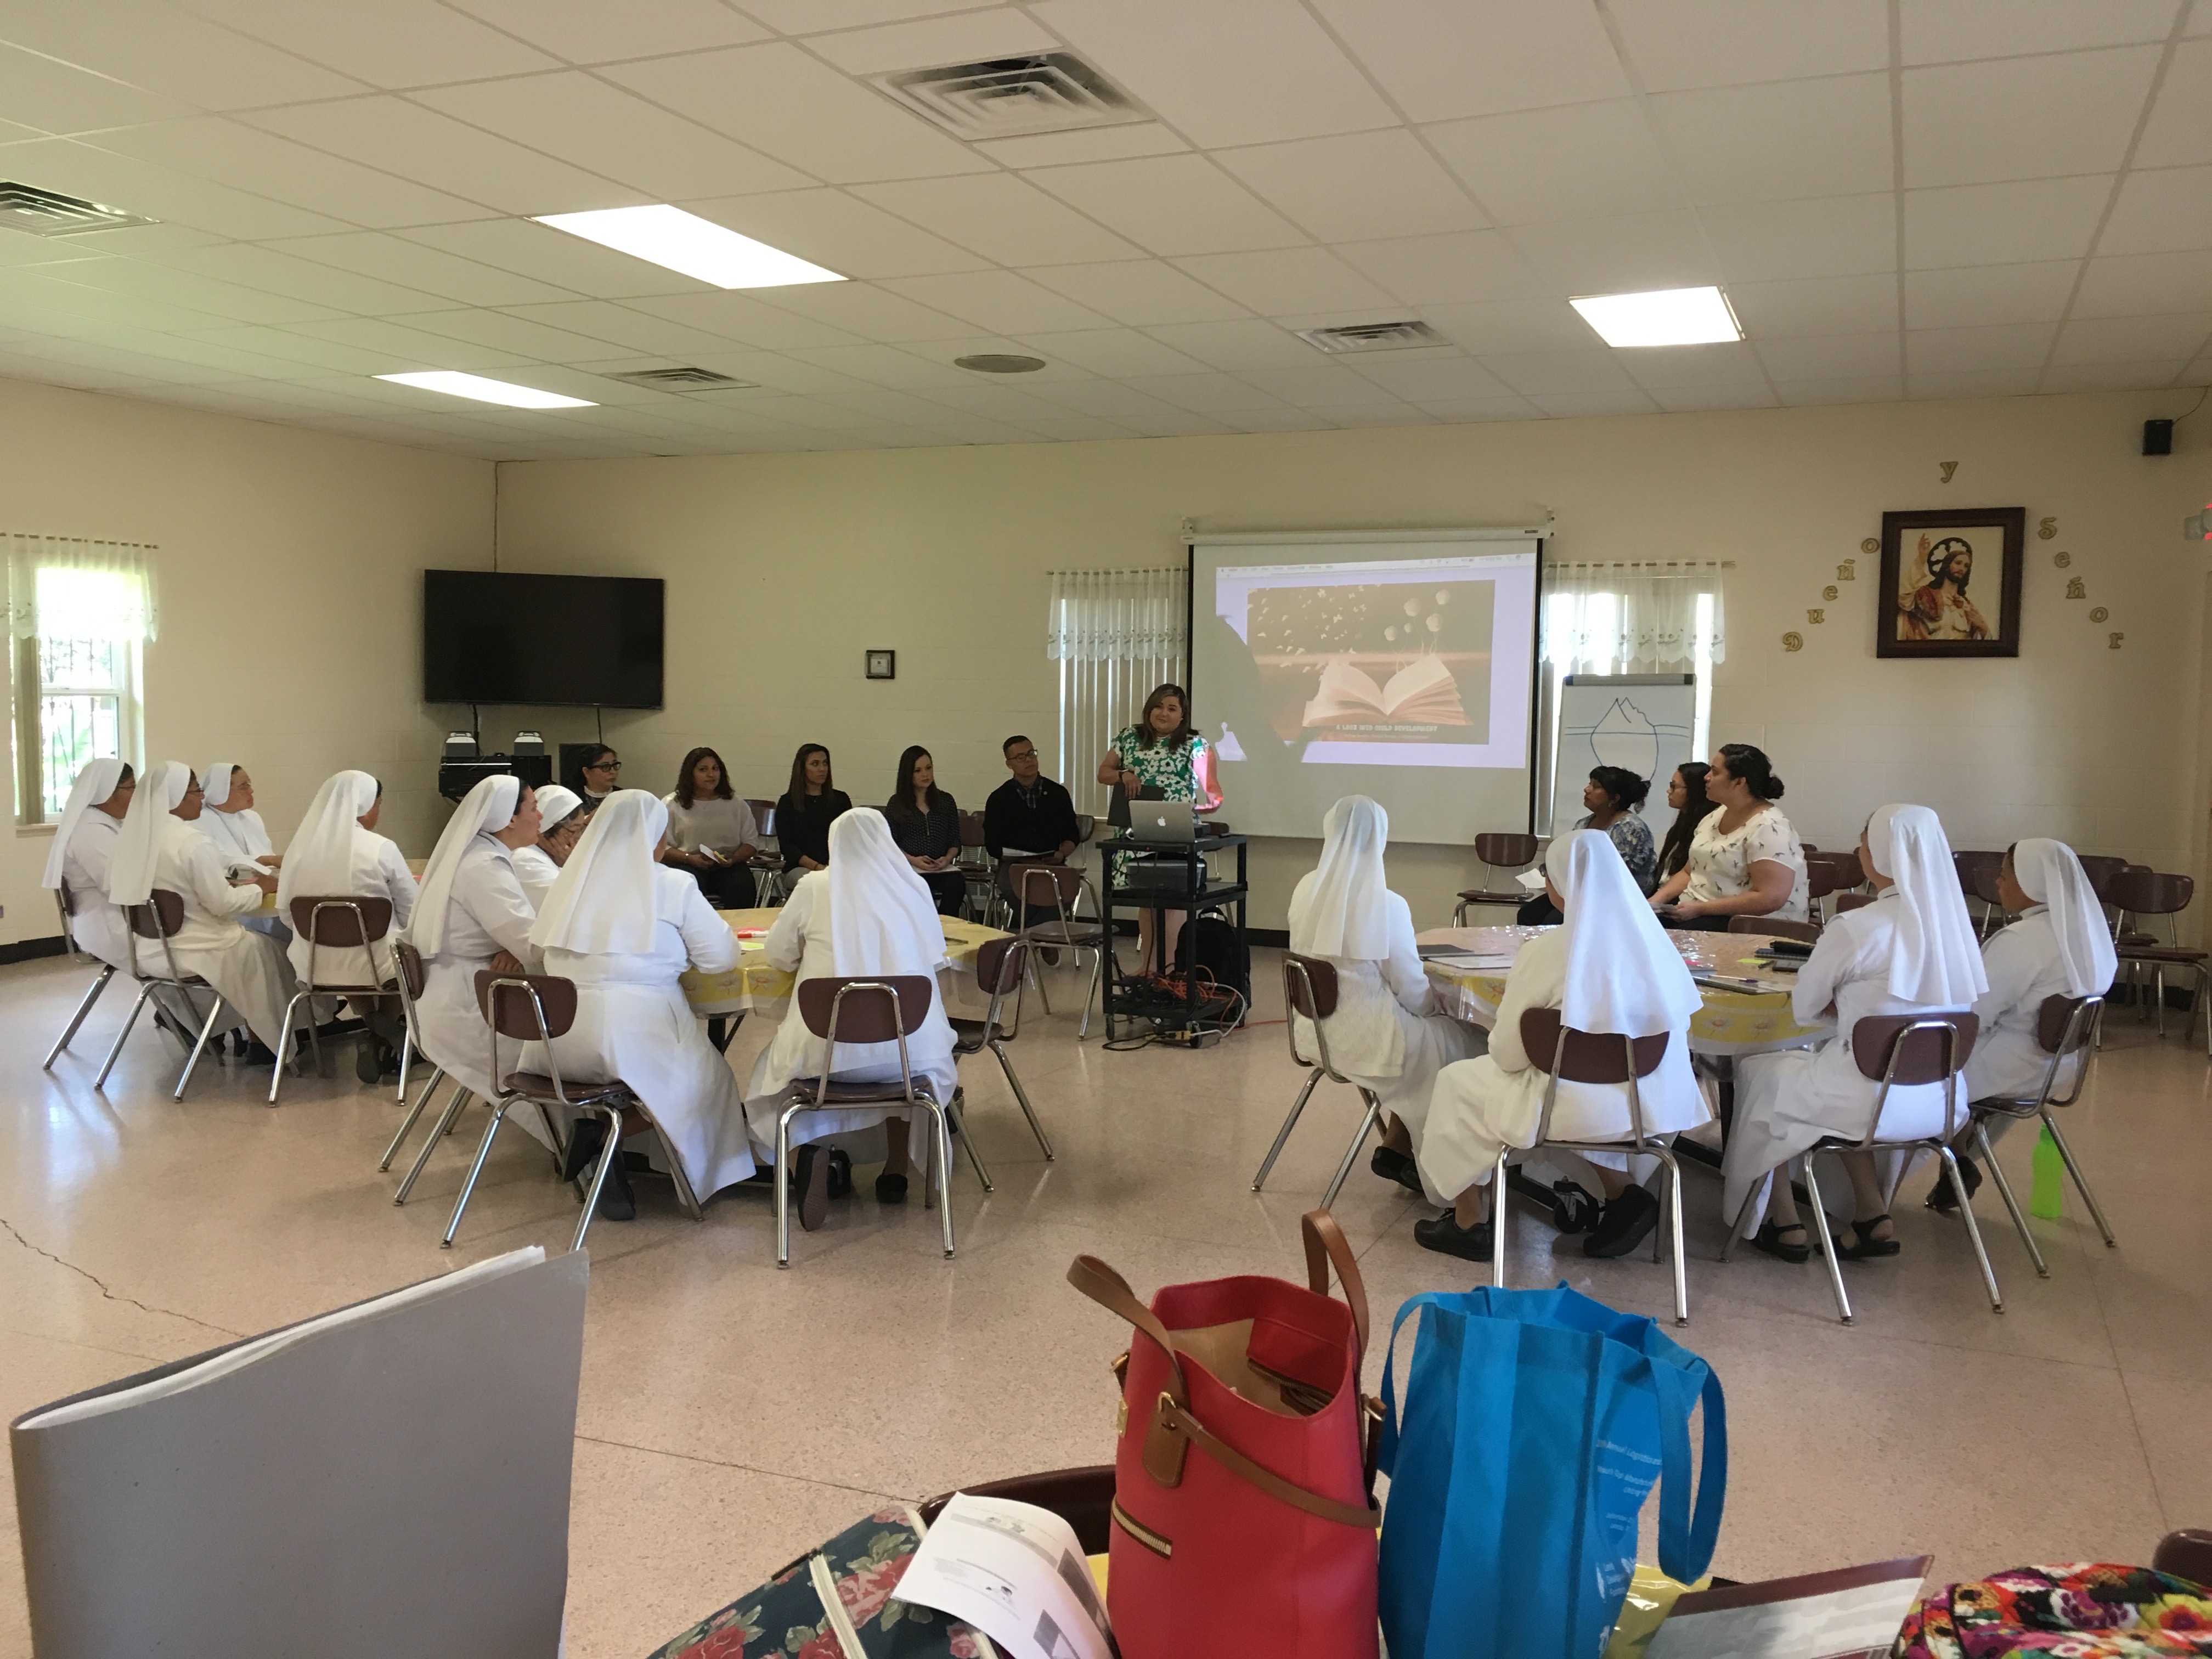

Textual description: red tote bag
[1069,1210,1381,1659]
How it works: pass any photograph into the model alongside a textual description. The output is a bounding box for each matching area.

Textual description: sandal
[1834,1214,1901,1259]
[1751,1221,1810,1263]
[1925,1156,1982,1214]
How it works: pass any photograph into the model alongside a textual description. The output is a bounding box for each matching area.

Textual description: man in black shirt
[983,735,1081,917]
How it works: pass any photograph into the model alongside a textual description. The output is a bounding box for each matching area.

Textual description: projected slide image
[1244,581,1494,746]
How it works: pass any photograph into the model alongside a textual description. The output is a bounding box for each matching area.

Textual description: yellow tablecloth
[679,908,1008,1020]
[1416,926,1832,1057]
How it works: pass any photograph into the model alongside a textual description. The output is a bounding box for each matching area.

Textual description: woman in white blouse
[1647,743,1807,929]
[662,747,760,910]
[1285,796,1481,1199]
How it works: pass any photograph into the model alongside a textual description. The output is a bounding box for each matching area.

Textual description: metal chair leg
[93,983,156,1091]
[1080,946,1104,1041]
[1654,1149,1689,1325]
[775,1107,796,1268]
[992,1040,1053,1158]
[569,1106,621,1255]
[2155,966,2169,1037]
[1719,1176,1762,1262]
[394,1023,414,1103]
[1937,1142,2004,1313]
[442,1102,514,1248]
[395,1087,473,1204]
[1974,1122,2047,1277]
[379,1068,447,1171]
[1490,1146,1511,1290]
[2039,1110,2117,1247]
[1251,1071,1324,1192]
[946,1093,994,1192]
[267,990,312,1105]
[1321,1095,1383,1211]
[1032,963,1054,1016]
[1801,1156,1854,1324]
[43,965,115,1069]
[172,994,229,1101]
[932,1100,956,1258]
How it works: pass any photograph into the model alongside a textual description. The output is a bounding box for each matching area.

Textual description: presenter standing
[1096,684,1221,982]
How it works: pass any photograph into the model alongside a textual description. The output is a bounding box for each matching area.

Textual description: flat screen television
[422,569,664,708]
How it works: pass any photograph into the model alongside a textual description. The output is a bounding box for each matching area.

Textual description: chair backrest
[1807,848,1863,884]
[1474,832,1539,869]
[974,936,1027,1002]
[2107,866,2192,917]
[290,895,394,946]
[1519,1006,1668,1082]
[473,970,578,1041]
[1834,890,1876,914]
[2073,854,2127,901]
[1728,915,1820,944]
[1850,1012,1978,1085]
[796,975,933,1041]
[958,811,987,849]
[1075,813,1096,844]
[394,938,428,1001]
[1805,861,1845,901]
[2036,993,2098,1056]
[2153,1528,2212,1589]
[1282,952,1340,1021]
[127,889,187,941]
[1953,850,2001,900]
[1014,861,1085,917]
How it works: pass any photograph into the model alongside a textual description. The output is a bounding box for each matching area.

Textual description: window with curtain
[1045,568,1188,794]
[8,535,157,825]
[1541,560,1727,760]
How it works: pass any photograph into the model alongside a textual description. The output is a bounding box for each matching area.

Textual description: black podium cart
[1099,831,1249,1040]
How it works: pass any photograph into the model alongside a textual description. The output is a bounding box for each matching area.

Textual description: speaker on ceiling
[2143,418,2174,456]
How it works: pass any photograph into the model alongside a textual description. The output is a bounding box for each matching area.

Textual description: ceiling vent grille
[0,181,157,236]
[874,53,1146,139]
[605,366,759,391]
[1296,320,1447,355]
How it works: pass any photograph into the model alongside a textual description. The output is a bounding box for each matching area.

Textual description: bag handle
[1068,1255,1193,1486]
[1150,1391,1380,1531]
[1376,1292,1451,1480]
[1301,1209,1369,1370]
[1649,1358,1728,1585]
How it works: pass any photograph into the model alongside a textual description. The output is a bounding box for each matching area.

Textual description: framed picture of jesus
[1876,507,2024,659]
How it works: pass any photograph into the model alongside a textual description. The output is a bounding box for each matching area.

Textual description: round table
[679,907,1010,1020]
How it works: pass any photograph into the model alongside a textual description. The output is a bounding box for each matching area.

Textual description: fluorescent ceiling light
[531,204,845,289]
[376,370,596,409]
[1570,286,1741,348]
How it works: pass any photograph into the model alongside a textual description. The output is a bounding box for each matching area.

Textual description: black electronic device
[2144,418,2175,456]
[422,569,664,708]
[436,753,554,804]
[1105,782,1164,830]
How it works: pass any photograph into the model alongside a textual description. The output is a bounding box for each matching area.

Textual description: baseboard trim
[1,935,68,964]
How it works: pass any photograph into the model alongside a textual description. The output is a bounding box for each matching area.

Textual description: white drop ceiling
[2,0,2208,460]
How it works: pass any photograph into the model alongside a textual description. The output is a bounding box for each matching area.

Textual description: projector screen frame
[1187,526,1549,847]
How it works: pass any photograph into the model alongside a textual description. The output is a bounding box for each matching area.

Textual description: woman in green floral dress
[1096,683,1221,979]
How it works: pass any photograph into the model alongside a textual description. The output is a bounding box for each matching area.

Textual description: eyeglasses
[1007,751,1037,763]
[585,760,620,772]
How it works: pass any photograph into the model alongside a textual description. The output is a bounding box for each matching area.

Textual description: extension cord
[1154,1027,1223,1048]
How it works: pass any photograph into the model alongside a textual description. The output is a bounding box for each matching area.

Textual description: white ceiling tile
[1506,211,1717,291]
[1425,100,1681,226]
[287,315,537,371]
[2190,0,2212,35]
[1753,332,1902,379]
[1903,176,2114,267]
[2071,249,2212,315]
[780,343,978,387]
[163,323,405,375]
[1411,395,1541,422]
[1649,75,1894,204]
[1301,402,1431,427]
[1901,0,2184,64]
[923,379,1089,420]
[1,7,364,112]
[753,282,975,342]
[877,269,1113,332]
[1110,405,1238,436]
[1020,415,1144,440]
[1419,297,1598,353]
[1029,0,1397,148]
[0,41,198,133]
[400,218,701,298]
[1904,260,2082,328]
[414,74,811,202]
[1009,328,1211,376]
[2134,39,2212,167]
[849,174,1143,266]
[1648,384,1778,411]
[1904,321,2058,372]
[0,230,109,272]
[800,7,1060,74]
[1903,49,2163,189]
[1772,374,1904,404]
[1308,0,1629,122]
[2097,165,2212,254]
[2050,312,2212,362]
[602,42,992,183]
[815,386,970,425]
[1120,371,1286,410]
[1528,389,1660,416]
[1479,348,1643,396]
[746,0,997,35]
[34,253,345,325]
[1212,131,1485,242]
[623,290,872,348]
[688,189,991,278]
[677,348,899,393]
[894,334,1093,380]
[1607,0,1890,91]
[0,268,230,333]
[1905,366,2042,396]
[7,135,351,240]
[400,306,646,362]
[180,0,560,86]
[442,0,769,63]
[970,126,1191,168]
[1138,318,1318,370]
[504,302,752,359]
[89,118,486,229]
[1234,362,1407,405]
[1334,231,1551,306]
[266,232,580,307]
[1025,154,1308,256]
[1700,195,1897,283]
[1617,340,1768,387]
[1219,407,1334,431]
[2038,359,2190,392]
[159,241,455,314]
[1169,247,1397,316]
[1340,354,1513,400]
[1022,259,1252,324]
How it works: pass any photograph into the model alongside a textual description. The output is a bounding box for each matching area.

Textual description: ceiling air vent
[0,182,157,236]
[1296,320,1447,355]
[604,366,759,391]
[874,53,1146,139]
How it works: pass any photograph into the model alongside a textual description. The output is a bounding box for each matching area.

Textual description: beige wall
[494,387,2210,933]
[1,377,491,947]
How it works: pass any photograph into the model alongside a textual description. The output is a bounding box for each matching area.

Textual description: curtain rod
[3,533,159,549]
[1047,566,1187,577]
[1547,560,1734,569]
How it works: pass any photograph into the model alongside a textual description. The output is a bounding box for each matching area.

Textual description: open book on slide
[11,1246,588,1659]
[1301,653,1470,727]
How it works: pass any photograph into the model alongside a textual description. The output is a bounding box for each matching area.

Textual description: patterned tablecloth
[1415,925,1832,1058]
[679,908,1007,1020]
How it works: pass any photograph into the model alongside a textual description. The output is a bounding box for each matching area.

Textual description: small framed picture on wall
[865,648,896,680]
[1876,507,2024,659]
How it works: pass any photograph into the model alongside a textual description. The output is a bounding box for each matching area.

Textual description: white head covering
[275,771,380,921]
[108,760,194,908]
[1550,829,1703,1038]
[41,758,126,889]
[1289,795,1391,960]
[826,808,945,975]
[2008,838,2117,999]
[199,762,238,809]
[534,784,583,832]
[406,774,521,957]
[529,791,673,955]
[1863,804,1989,1007]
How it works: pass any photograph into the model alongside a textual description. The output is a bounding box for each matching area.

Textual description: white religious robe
[133,818,303,1051]
[59,810,133,973]
[512,844,562,909]
[409,839,538,1102]
[197,805,275,874]
[1963,907,2092,1113]
[284,829,416,992]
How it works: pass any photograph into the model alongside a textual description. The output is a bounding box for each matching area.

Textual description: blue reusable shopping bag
[1376,1284,1725,1659]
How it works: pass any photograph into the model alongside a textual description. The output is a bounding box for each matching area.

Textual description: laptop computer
[1124,800,1196,846]
[1105,783,1164,830]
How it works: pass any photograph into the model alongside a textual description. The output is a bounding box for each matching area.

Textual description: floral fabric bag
[1893,1562,2212,1657]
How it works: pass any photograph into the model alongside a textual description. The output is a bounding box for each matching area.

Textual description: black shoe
[1583,1185,1661,1258]
[1414,1211,1494,1262]
[1750,1220,1810,1263]
[793,1143,830,1231]
[1551,1180,1601,1235]
[1370,1144,1422,1195]
[1834,1214,1900,1259]
[594,1157,636,1222]
[1925,1156,1982,1215]
[826,1148,853,1200]
[244,1038,280,1065]
[353,1037,388,1086]
[560,1118,608,1186]
[874,1170,909,1205]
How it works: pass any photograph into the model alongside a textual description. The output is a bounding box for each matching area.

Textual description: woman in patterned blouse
[1096,684,1221,980]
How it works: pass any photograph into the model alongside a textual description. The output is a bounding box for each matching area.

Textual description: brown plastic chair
[1834,890,1877,915]
[94,889,235,1102]
[379,938,454,1175]
[956,810,996,918]
[1966,994,2112,1277]
[1454,832,1542,924]
[1494,1007,1688,1324]
[1251,953,1389,1210]
[1727,915,1820,945]
[43,878,119,1070]
[1952,850,2005,938]
[2074,854,2127,903]
[269,895,395,1105]
[2108,868,2207,1047]
[780,974,955,1266]
[2154,1529,2212,1588]
[949,937,1053,1167]
[744,797,785,902]
[1013,862,1109,1039]
[1725,1012,1993,1324]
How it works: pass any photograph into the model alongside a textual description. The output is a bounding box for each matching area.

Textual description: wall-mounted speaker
[2143,418,2174,456]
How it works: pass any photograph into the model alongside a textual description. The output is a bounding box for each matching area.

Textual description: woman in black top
[883,745,966,914]
[774,743,851,877]
[1656,760,1718,878]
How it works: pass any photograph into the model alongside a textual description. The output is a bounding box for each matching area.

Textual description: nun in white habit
[1417,830,1708,1263]
[277,771,416,1076]
[400,775,541,1105]
[1725,803,1988,1260]
[108,760,302,1056]
[744,808,957,1213]
[520,791,748,1219]
[43,758,136,973]
[512,784,585,909]
[1286,796,1481,1201]
[194,762,277,873]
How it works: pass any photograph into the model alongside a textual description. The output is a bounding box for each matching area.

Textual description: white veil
[2008,838,2116,999]
[529,791,674,955]
[1551,828,1703,1037]
[826,808,945,975]
[406,774,521,957]
[1288,795,1391,960]
[275,771,381,920]
[1863,804,1988,1006]
[108,761,193,908]
[41,758,125,890]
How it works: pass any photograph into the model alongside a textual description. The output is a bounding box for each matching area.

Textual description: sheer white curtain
[1543,560,1726,758]
[5,534,160,641]
[1046,568,1188,790]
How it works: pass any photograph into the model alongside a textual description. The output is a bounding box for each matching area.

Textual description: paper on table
[1641,1557,1932,1659]
[1516,868,1547,891]
[1428,952,1519,973]
[898,1494,1113,1659]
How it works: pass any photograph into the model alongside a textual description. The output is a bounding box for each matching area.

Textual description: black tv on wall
[422,569,664,709]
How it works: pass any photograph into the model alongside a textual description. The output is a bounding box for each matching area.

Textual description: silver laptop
[1125,800,1196,845]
